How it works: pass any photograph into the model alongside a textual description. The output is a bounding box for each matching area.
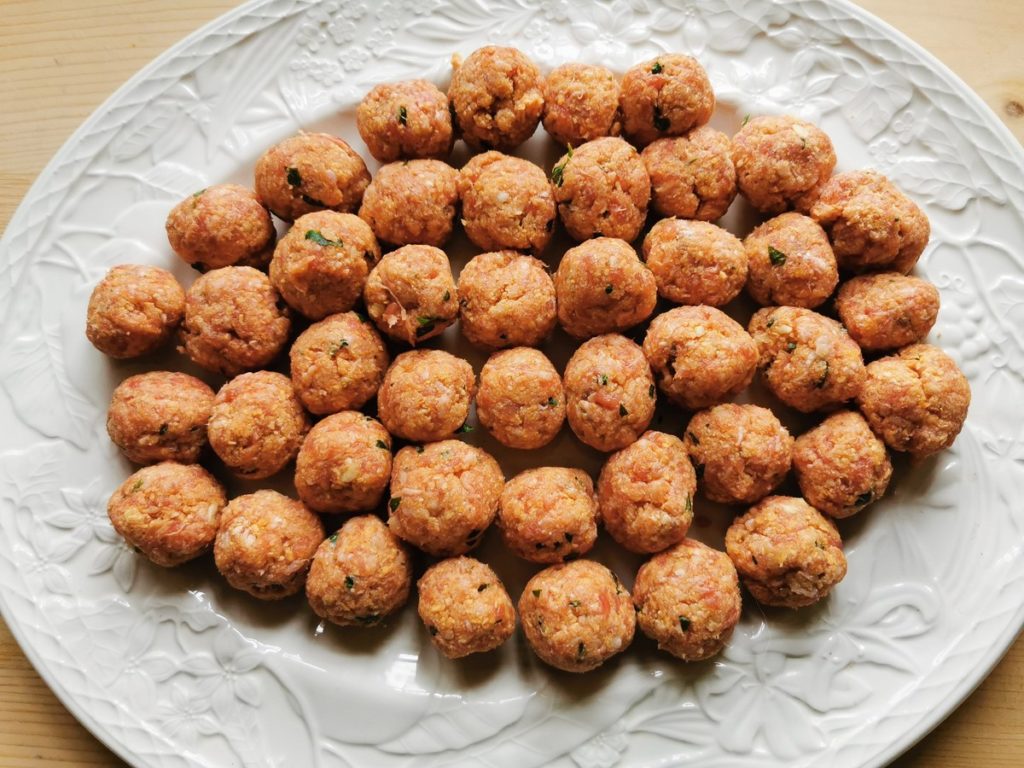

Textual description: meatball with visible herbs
[642,219,747,307]
[86,264,185,359]
[642,126,737,221]
[476,348,565,450]
[541,63,621,147]
[165,184,275,271]
[356,79,453,162]
[498,467,598,563]
[744,212,838,309]
[620,54,715,147]
[358,159,459,247]
[836,273,940,351]
[363,245,458,345]
[377,350,476,442]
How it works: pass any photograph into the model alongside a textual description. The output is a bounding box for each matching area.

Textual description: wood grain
[0,1,1021,766]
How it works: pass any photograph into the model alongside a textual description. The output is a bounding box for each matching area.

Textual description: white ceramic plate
[2,1,1023,766]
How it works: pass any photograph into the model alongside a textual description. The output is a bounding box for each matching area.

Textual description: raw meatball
[107,371,214,465]
[107,462,225,567]
[744,212,838,308]
[448,45,544,151]
[518,560,634,673]
[208,371,309,479]
[633,539,741,661]
[358,159,459,247]
[476,348,565,450]
[725,495,847,609]
[836,273,940,351]
[290,312,389,415]
[377,350,476,442]
[86,264,185,358]
[363,244,458,345]
[552,137,650,243]
[643,306,758,411]
[642,127,737,221]
[748,306,866,413]
[165,184,275,270]
[306,515,411,627]
[356,79,453,162]
[563,334,656,452]
[541,63,621,146]
[179,266,290,377]
[793,410,892,518]
[214,490,325,600]
[620,54,715,147]
[597,431,696,554]
[498,467,597,563]
[731,115,836,214]
[685,404,793,505]
[387,441,504,557]
[856,343,970,458]
[417,557,516,658]
[254,132,370,221]
[457,251,556,349]
[641,219,747,307]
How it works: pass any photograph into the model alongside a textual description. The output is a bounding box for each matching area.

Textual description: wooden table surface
[1,1,1022,766]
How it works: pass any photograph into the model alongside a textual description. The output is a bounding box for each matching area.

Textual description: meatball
[685,404,793,505]
[356,79,453,162]
[387,441,504,557]
[179,266,291,377]
[290,312,389,415]
[358,159,459,247]
[476,348,565,450]
[633,539,741,661]
[643,306,758,411]
[518,560,635,673]
[208,371,309,480]
[552,137,650,243]
[498,467,597,563]
[106,371,214,465]
[417,557,516,658]
[306,515,411,627]
[214,490,325,600]
[641,127,737,221]
[748,306,866,413]
[856,343,970,458]
[793,410,892,518]
[457,251,557,349]
[363,245,458,345]
[541,63,621,146]
[835,273,940,351]
[555,237,657,339]
[725,495,847,609]
[597,431,696,554]
[619,54,715,147]
[731,115,836,214]
[744,212,838,309]
[254,132,370,221]
[269,211,380,320]
[86,264,185,359]
[448,45,544,151]
[165,184,275,270]
[563,334,656,452]
[377,350,476,442]
[107,462,225,567]
[641,219,747,307]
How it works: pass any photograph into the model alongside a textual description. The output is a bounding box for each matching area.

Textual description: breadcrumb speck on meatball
[166,184,275,271]
[498,467,597,563]
[476,347,565,450]
[743,212,838,309]
[835,272,940,351]
[642,219,747,307]
[363,244,458,345]
[356,79,453,162]
[642,126,736,221]
[620,54,715,147]
[86,264,185,359]
[542,63,621,147]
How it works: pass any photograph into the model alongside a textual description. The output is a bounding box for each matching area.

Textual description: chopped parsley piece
[477,583,489,592]
[130,479,144,493]
[648,384,655,398]
[345,575,355,590]
[768,245,787,266]
[416,445,425,454]
[604,284,613,294]
[742,114,751,127]
[855,490,874,507]
[679,616,692,632]
[599,374,609,386]
[192,188,205,198]
[766,317,776,328]
[547,397,559,407]
[375,439,389,450]
[305,230,343,247]
[329,339,349,357]
[569,599,581,608]
[443,290,451,302]
[651,61,664,74]
[576,641,587,659]
[550,144,573,186]
[158,423,168,436]
[389,497,401,512]
[685,495,693,513]
[287,167,302,187]
[532,589,541,598]
[329,532,338,543]
[619,403,629,417]
[456,423,474,433]
[786,342,797,352]
[687,431,700,445]
[415,316,438,337]
[653,105,670,132]
[398,105,408,125]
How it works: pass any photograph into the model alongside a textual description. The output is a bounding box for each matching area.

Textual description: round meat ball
[552,137,650,243]
[448,45,544,151]
[290,312,389,415]
[306,515,411,627]
[363,245,458,345]
[359,160,458,248]
[165,184,275,270]
[476,348,565,450]
[836,273,940,351]
[107,371,214,465]
[107,462,225,567]
[643,306,758,411]
[731,115,836,214]
[417,557,516,658]
[541,63,621,147]
[620,54,715,147]
[633,539,742,661]
[856,343,970,458]
[793,410,892,518]
[641,219,747,307]
[254,132,370,221]
[597,430,696,554]
[564,334,656,452]
[685,404,793,505]
[498,467,597,563]
[725,495,847,609]
[214,490,325,600]
[179,266,291,377]
[377,350,476,442]
[86,264,185,359]
[518,560,635,673]
[387,441,504,557]
[356,79,453,162]
[208,371,309,480]
[744,212,838,309]
[642,127,737,221]
[457,251,556,349]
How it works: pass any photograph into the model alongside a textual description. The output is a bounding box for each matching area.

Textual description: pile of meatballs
[85,46,971,674]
